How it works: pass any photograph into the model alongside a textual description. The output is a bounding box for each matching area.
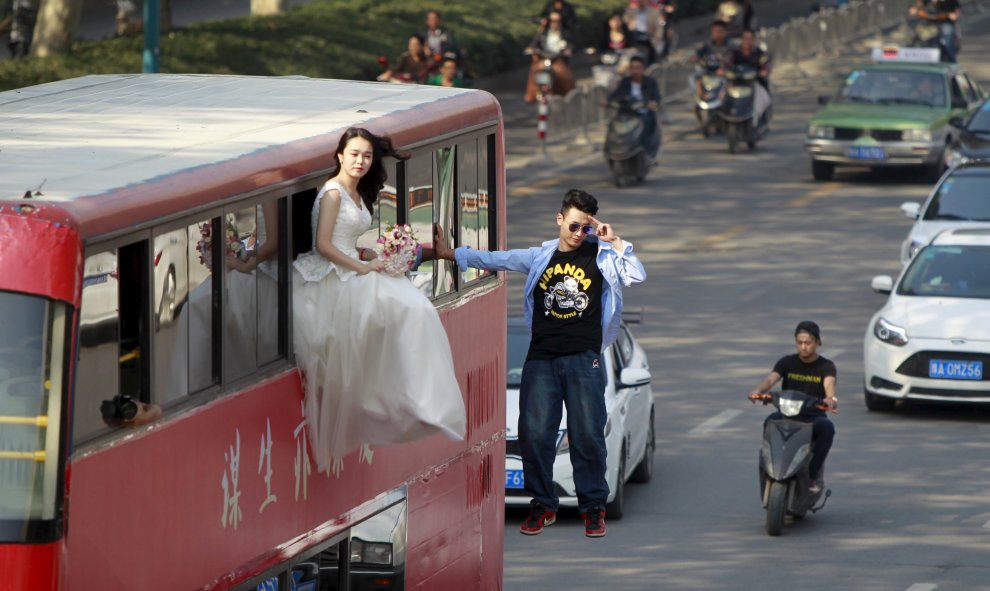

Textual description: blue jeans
[939,22,958,63]
[519,350,608,513]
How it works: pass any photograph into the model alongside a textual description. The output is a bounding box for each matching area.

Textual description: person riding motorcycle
[909,0,960,63]
[0,0,38,58]
[539,0,578,32]
[722,29,772,125]
[715,0,754,38]
[525,10,575,102]
[377,34,431,84]
[692,20,730,100]
[748,321,837,494]
[623,0,663,64]
[608,54,661,161]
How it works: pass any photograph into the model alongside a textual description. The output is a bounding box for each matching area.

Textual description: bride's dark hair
[331,127,409,213]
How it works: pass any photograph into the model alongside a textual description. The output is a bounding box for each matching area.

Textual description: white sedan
[898,163,990,265]
[504,317,655,519]
[864,228,990,411]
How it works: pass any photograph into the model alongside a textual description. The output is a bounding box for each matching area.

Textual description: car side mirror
[618,367,651,389]
[817,95,831,105]
[871,275,893,294]
[900,201,921,219]
[948,116,964,128]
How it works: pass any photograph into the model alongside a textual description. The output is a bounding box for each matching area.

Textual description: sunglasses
[567,222,595,235]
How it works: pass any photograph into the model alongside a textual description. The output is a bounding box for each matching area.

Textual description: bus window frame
[400,127,500,307]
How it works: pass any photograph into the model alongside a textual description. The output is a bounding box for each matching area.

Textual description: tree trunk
[30,0,82,57]
[250,0,287,16]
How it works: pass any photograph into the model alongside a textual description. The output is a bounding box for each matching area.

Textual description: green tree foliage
[0,0,629,91]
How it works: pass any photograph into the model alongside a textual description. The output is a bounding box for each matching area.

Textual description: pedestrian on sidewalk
[433,190,646,538]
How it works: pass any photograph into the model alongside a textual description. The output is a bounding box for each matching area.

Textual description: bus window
[458,138,480,284]
[255,200,283,366]
[406,152,434,297]
[225,207,260,382]
[74,242,150,444]
[481,133,496,254]
[0,292,68,542]
[154,219,218,405]
[434,146,457,298]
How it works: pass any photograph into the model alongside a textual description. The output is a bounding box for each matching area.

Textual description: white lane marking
[689,409,743,435]
[906,584,937,591]
[983,518,990,529]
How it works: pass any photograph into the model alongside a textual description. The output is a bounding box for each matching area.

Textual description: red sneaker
[581,505,606,538]
[520,503,556,535]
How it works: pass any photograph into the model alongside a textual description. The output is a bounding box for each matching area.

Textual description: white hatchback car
[898,163,990,265]
[504,317,655,519]
[864,228,990,410]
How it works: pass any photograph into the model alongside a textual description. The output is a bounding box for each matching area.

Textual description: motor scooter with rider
[603,55,661,187]
[525,10,575,102]
[692,20,731,137]
[718,30,771,153]
[908,0,960,63]
[748,391,833,536]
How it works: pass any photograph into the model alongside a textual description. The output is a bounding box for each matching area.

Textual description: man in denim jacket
[436,189,646,537]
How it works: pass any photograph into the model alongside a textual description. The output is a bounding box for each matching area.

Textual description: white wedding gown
[292,180,466,473]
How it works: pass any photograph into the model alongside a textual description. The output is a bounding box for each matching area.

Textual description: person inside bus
[432,190,646,538]
[292,127,466,474]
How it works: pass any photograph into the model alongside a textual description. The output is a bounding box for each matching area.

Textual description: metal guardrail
[539,0,984,143]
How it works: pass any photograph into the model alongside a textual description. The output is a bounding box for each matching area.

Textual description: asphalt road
[500,11,990,591]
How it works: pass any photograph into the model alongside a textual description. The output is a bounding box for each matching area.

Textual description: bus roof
[0,74,501,240]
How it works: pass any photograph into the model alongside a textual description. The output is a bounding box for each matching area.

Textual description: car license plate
[505,469,525,489]
[928,359,983,380]
[847,146,886,160]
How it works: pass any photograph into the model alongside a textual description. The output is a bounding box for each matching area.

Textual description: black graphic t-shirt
[772,354,837,401]
[527,242,603,361]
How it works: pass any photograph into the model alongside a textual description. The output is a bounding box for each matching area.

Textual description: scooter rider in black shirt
[608,54,662,161]
[749,321,837,493]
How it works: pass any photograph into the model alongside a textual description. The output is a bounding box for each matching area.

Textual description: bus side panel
[65,285,505,590]
[406,287,507,591]
[0,542,63,591]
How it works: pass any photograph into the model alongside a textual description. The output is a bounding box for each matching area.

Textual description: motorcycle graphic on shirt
[544,276,589,315]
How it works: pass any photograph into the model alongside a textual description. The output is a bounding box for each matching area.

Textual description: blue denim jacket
[454,237,646,351]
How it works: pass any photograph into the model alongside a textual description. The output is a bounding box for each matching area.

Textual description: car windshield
[965,101,990,133]
[837,69,946,108]
[507,326,529,388]
[0,291,69,536]
[923,174,990,221]
[897,245,990,299]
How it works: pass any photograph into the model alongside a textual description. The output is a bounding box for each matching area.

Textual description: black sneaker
[582,505,606,538]
[520,503,556,535]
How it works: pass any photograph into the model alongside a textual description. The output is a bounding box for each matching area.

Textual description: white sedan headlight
[808,125,835,139]
[874,317,909,346]
[902,128,932,142]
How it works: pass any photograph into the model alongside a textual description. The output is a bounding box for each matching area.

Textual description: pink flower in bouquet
[196,216,245,270]
[376,224,421,277]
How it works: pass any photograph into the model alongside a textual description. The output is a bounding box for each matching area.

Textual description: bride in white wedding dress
[293,127,466,474]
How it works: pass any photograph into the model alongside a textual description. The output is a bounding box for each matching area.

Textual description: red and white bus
[0,74,506,590]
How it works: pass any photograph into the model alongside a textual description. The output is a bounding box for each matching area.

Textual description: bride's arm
[315,189,384,275]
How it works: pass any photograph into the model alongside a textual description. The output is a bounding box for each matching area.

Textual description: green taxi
[805,48,986,181]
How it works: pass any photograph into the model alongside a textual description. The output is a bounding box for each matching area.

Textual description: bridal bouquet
[376,224,421,277]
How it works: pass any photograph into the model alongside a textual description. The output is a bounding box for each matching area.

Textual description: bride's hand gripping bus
[0,74,506,591]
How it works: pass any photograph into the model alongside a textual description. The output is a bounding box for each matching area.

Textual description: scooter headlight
[534,71,552,86]
[808,125,834,140]
[778,397,804,417]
